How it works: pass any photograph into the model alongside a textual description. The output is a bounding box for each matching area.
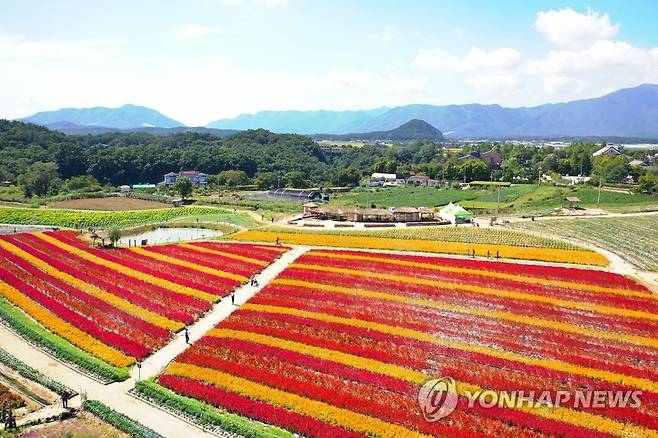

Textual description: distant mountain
[315,119,444,141]
[21,104,184,129]
[208,84,658,138]
[206,108,389,134]
[42,121,238,138]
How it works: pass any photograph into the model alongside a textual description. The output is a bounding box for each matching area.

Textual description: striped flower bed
[158,249,658,437]
[0,230,286,370]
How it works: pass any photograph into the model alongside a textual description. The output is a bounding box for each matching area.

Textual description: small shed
[564,196,581,209]
[303,202,320,217]
[119,185,131,194]
[392,207,420,222]
[439,203,473,224]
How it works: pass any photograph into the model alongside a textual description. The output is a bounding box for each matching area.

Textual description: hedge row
[84,399,163,438]
[0,347,73,396]
[0,297,129,382]
[134,379,291,438]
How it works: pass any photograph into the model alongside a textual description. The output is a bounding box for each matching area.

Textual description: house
[459,150,502,168]
[592,145,622,158]
[406,175,439,187]
[392,207,420,222]
[438,202,473,224]
[162,171,208,186]
[629,159,646,167]
[368,173,397,187]
[119,185,131,194]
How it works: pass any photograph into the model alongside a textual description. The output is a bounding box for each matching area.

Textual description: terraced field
[510,215,658,271]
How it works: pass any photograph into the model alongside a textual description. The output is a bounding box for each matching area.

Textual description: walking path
[0,246,309,438]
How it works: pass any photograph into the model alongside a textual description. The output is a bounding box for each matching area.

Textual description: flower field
[0,230,286,372]
[231,229,608,265]
[158,249,658,437]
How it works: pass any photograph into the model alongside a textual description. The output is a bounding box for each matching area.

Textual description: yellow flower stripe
[309,250,652,298]
[178,243,267,266]
[0,279,134,367]
[0,239,183,332]
[272,278,657,349]
[207,328,657,437]
[130,247,248,283]
[290,263,658,323]
[242,303,658,392]
[231,230,608,266]
[36,233,217,302]
[167,362,430,438]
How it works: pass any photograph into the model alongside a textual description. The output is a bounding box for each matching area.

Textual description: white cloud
[381,25,397,42]
[173,25,222,40]
[535,7,619,49]
[414,47,521,72]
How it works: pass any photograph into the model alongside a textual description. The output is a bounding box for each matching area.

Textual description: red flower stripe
[0,265,150,359]
[158,374,367,438]
[141,245,260,277]
[191,241,288,262]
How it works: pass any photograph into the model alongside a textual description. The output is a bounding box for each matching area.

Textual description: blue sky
[2,0,658,125]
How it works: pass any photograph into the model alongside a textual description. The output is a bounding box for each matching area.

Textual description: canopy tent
[438,202,473,224]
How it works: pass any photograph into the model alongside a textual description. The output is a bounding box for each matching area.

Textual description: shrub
[0,348,72,396]
[84,400,163,438]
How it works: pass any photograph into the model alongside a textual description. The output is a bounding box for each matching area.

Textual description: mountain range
[16,84,658,139]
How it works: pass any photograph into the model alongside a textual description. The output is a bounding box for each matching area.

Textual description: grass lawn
[509,215,658,271]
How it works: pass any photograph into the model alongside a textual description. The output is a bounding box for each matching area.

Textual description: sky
[2,0,658,126]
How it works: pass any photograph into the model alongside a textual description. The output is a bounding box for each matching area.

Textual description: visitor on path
[275,237,281,246]
[61,391,69,408]
[231,293,236,306]
[496,251,500,259]
[252,277,259,287]
[487,250,490,258]
[471,249,476,258]
[184,328,190,344]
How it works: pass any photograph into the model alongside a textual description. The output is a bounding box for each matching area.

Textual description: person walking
[184,328,190,344]
[231,293,236,306]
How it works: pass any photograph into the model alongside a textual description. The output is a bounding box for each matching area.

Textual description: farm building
[392,207,420,222]
[162,170,208,186]
[406,175,439,187]
[459,150,502,168]
[439,203,473,224]
[347,208,395,222]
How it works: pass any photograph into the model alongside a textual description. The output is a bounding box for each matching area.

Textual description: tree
[61,175,101,193]
[459,160,491,182]
[638,174,657,193]
[254,172,279,190]
[17,162,61,197]
[173,177,193,199]
[285,171,308,188]
[215,170,249,188]
[592,155,630,183]
[333,167,361,187]
[107,225,121,246]
[373,159,398,174]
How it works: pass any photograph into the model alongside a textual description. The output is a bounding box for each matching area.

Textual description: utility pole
[597,175,602,207]
[496,186,501,216]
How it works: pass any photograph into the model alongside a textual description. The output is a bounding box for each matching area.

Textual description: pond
[118,227,222,246]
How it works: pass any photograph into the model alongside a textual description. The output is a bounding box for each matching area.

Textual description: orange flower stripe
[0,279,134,367]
[271,278,655,349]
[289,263,658,323]
[0,239,183,332]
[240,303,658,392]
[205,328,656,437]
[309,251,651,298]
[36,233,217,302]
[231,230,609,266]
[177,243,268,266]
[167,362,432,438]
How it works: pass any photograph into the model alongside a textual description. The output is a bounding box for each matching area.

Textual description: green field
[327,185,658,213]
[509,215,658,271]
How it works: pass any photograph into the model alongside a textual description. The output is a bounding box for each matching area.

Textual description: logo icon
[418,377,458,421]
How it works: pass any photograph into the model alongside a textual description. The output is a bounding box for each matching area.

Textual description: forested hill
[0,120,335,186]
[315,119,444,141]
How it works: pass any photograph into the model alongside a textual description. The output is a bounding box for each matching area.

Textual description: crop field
[510,215,658,271]
[0,206,241,229]
[49,196,171,210]
[0,230,286,379]
[231,229,607,265]
[156,248,658,437]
